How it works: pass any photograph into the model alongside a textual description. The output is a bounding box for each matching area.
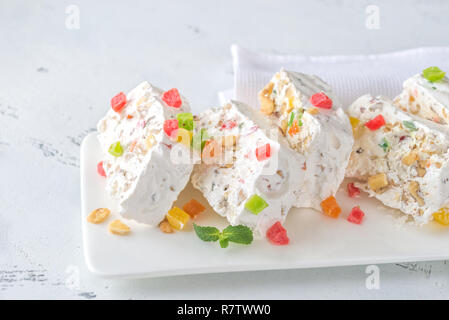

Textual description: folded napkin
[219,44,449,108]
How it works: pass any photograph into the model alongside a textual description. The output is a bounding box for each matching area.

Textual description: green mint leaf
[222,225,253,245]
[193,223,220,242]
[219,235,229,248]
[403,120,417,132]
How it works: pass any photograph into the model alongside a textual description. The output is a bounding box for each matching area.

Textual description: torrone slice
[97,81,193,225]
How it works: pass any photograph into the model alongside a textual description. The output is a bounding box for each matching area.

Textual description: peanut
[259,82,275,115]
[368,173,388,192]
[87,208,110,224]
[401,151,418,166]
[108,220,130,235]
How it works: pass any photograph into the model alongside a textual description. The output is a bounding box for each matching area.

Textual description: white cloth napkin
[219,44,449,108]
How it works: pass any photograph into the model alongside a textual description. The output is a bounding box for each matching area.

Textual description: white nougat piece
[394,73,449,124]
[346,94,449,224]
[97,81,193,225]
[258,69,354,209]
[191,101,296,236]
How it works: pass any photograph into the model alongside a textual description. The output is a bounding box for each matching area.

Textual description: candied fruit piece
[176,128,192,147]
[349,116,360,129]
[365,115,385,131]
[266,221,289,245]
[163,119,179,139]
[108,141,123,157]
[422,66,446,82]
[288,120,300,136]
[111,92,127,113]
[320,195,341,218]
[245,194,269,215]
[309,92,332,109]
[347,182,360,198]
[347,206,365,224]
[166,207,190,230]
[162,88,182,108]
[97,161,106,177]
[433,208,449,226]
[255,143,271,161]
[176,112,194,131]
[221,120,237,130]
[183,199,206,218]
[403,120,418,132]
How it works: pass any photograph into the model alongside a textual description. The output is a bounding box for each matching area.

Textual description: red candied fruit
[163,119,179,139]
[309,92,333,109]
[162,88,182,108]
[266,221,289,245]
[221,120,237,130]
[347,206,365,224]
[255,143,271,161]
[97,161,106,177]
[347,182,360,198]
[111,92,127,113]
[365,115,386,131]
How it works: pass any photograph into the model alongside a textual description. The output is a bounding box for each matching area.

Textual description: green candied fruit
[108,141,124,157]
[422,66,446,82]
[403,120,418,132]
[378,138,389,152]
[192,128,209,151]
[244,194,269,215]
[288,112,295,128]
[176,113,194,131]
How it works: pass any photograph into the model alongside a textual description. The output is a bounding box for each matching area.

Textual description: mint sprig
[193,223,253,248]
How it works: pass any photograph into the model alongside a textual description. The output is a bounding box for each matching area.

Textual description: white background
[1,0,449,299]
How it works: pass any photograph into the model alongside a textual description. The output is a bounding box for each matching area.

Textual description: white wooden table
[1,0,448,299]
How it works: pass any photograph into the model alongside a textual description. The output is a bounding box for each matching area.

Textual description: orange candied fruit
[320,195,341,218]
[183,199,206,218]
[433,208,449,226]
[288,120,300,136]
[166,207,190,230]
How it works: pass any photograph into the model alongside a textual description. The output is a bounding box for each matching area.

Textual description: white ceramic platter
[81,132,449,278]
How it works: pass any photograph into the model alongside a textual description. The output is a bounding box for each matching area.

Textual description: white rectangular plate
[81,132,449,278]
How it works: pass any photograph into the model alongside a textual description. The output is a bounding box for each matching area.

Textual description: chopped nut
[108,219,130,235]
[259,82,275,115]
[307,108,319,115]
[401,151,418,166]
[87,208,110,224]
[435,162,442,168]
[221,135,238,148]
[137,95,149,106]
[408,181,425,206]
[145,134,156,150]
[417,167,427,177]
[159,220,174,233]
[353,125,365,139]
[280,119,288,136]
[368,173,389,192]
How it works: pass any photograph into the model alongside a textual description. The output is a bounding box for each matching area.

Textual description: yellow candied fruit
[349,116,360,129]
[433,208,449,226]
[177,128,192,147]
[166,206,190,230]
